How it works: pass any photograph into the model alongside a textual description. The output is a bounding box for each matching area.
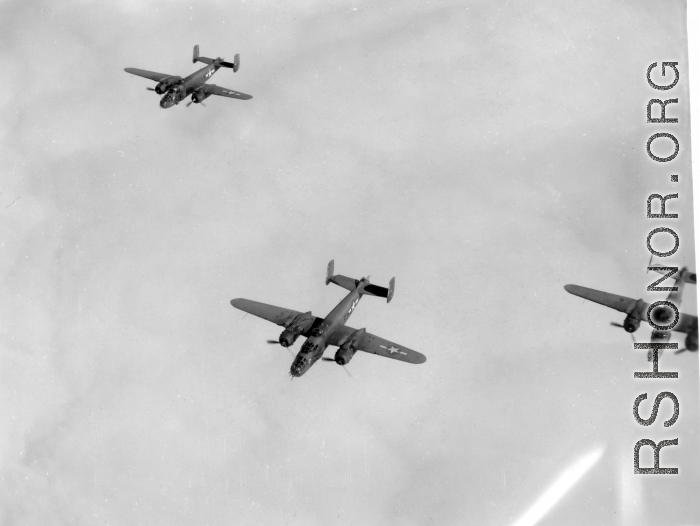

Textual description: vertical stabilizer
[193,45,200,63]
[387,277,395,303]
[326,260,335,285]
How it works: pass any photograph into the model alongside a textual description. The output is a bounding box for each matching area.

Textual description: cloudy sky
[1,0,698,525]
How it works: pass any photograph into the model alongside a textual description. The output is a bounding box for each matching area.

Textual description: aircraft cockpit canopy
[302,343,318,354]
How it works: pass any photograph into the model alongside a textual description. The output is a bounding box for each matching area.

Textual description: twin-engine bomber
[231,260,427,378]
[565,265,698,360]
[124,45,252,109]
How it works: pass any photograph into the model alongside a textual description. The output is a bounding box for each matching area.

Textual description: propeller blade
[674,348,687,354]
[610,322,636,342]
[320,357,352,376]
[267,340,294,358]
[186,100,193,107]
[146,87,156,91]
[201,102,206,107]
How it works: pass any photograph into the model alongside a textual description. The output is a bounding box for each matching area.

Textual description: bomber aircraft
[564,265,698,361]
[231,260,427,378]
[124,45,252,109]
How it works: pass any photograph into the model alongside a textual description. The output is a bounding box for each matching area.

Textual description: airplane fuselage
[290,283,365,377]
[159,61,222,109]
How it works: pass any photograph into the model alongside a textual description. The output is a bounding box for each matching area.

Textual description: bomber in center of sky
[564,265,698,361]
[231,260,427,378]
[124,45,253,109]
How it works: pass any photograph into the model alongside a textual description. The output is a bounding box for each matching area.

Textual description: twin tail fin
[193,45,240,71]
[325,259,394,303]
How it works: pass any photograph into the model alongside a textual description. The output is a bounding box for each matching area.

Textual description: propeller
[266,339,293,357]
[673,347,698,354]
[321,357,352,377]
[147,87,156,91]
[186,100,206,107]
[610,321,636,342]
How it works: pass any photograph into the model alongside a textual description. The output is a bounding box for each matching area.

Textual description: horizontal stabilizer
[649,265,697,285]
[193,44,215,65]
[220,54,240,72]
[325,260,394,301]
[362,280,394,303]
[328,274,360,292]
[325,261,360,292]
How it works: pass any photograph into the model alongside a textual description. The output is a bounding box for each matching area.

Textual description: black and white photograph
[2,1,699,525]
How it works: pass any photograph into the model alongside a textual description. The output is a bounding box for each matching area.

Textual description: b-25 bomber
[124,45,252,109]
[231,260,427,378]
[565,265,698,360]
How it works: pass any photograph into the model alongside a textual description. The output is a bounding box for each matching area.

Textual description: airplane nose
[289,360,306,377]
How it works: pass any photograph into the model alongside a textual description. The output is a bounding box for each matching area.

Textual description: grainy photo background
[1,1,698,525]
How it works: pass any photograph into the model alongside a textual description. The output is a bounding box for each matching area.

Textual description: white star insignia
[380,345,407,355]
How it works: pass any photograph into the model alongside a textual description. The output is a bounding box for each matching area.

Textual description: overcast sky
[1,0,698,525]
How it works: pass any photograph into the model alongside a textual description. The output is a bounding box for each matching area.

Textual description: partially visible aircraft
[564,266,698,361]
[124,45,252,109]
[231,260,427,378]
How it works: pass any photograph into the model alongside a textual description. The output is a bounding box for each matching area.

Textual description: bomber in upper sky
[564,265,698,361]
[124,45,253,109]
[231,260,427,378]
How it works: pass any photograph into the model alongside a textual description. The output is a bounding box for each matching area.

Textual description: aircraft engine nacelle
[335,328,366,365]
[334,345,356,366]
[278,328,301,347]
[155,77,180,94]
[622,315,641,333]
[685,331,698,352]
[191,91,211,104]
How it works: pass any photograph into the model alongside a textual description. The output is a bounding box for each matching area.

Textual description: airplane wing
[124,68,177,82]
[328,326,426,364]
[230,298,318,334]
[564,284,639,313]
[565,284,698,334]
[232,298,424,363]
[200,84,253,100]
[674,313,698,334]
